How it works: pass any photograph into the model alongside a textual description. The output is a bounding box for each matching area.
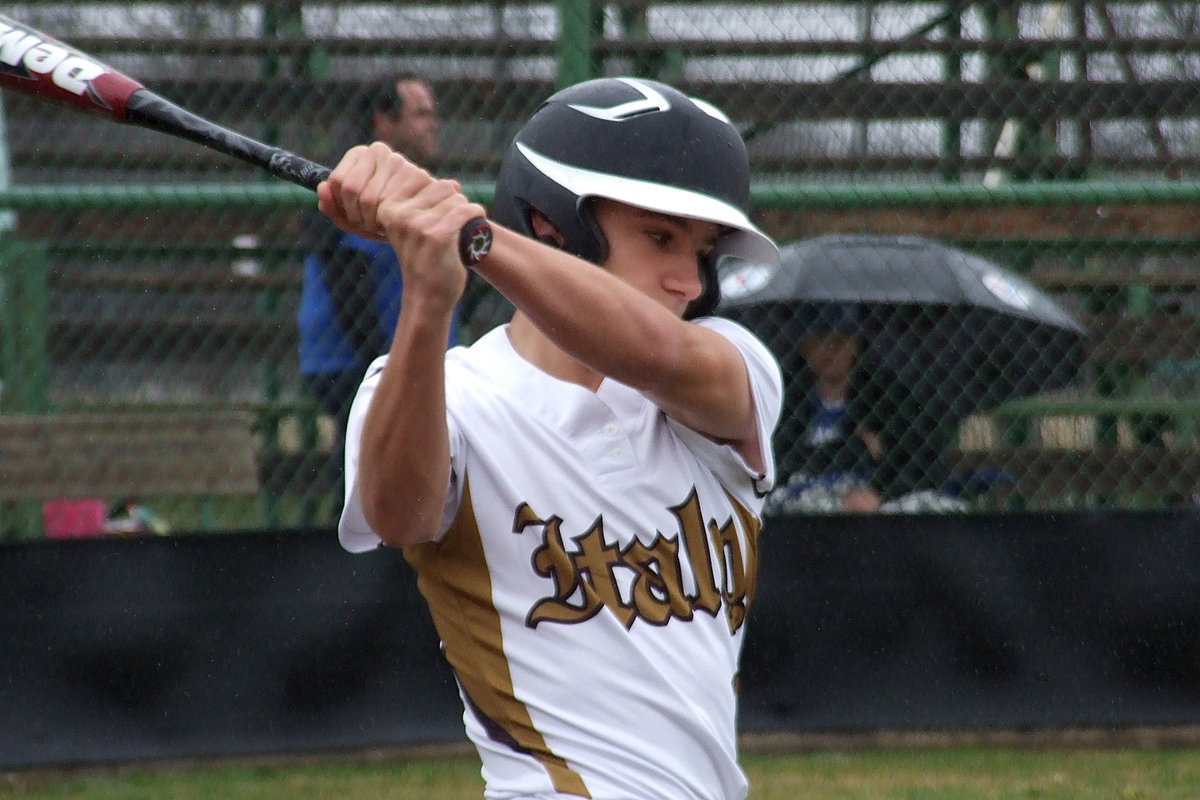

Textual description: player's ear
[529,209,565,248]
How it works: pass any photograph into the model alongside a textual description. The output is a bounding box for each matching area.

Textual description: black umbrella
[717,233,1087,420]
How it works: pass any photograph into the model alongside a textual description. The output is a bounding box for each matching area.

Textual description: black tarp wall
[3,511,1199,769]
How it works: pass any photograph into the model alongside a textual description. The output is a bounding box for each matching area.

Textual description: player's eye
[646,228,672,248]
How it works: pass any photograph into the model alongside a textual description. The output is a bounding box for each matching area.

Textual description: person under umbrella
[721,234,1085,514]
[766,301,969,515]
[720,234,1085,422]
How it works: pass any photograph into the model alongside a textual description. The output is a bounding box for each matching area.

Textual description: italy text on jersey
[513,487,760,633]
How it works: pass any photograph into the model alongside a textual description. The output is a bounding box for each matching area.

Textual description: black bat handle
[265,150,330,190]
[267,151,492,267]
[125,91,491,267]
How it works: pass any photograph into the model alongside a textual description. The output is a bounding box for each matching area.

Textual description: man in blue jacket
[298,75,456,518]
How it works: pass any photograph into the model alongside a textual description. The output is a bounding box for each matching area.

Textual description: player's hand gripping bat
[0,13,494,266]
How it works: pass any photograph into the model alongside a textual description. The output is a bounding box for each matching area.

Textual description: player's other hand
[318,142,485,309]
[318,142,427,241]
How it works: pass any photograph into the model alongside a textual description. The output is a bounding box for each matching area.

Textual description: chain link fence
[3,1,1200,537]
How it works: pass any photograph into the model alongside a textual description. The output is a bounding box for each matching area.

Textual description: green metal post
[940,4,963,184]
[0,99,48,416]
[0,233,50,538]
[1123,281,1166,458]
[0,235,48,414]
[557,0,597,88]
[0,93,44,538]
[981,3,1030,182]
[618,1,679,82]
[1032,7,1064,181]
[289,5,329,527]
[256,3,332,526]
[1066,3,1092,178]
[255,4,286,527]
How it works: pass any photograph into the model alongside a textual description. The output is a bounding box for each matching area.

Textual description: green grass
[3,746,1198,800]
[744,747,1199,800]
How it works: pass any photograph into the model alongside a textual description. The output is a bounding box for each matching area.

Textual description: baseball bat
[0,13,492,265]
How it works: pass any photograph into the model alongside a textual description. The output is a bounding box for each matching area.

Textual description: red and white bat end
[0,14,145,119]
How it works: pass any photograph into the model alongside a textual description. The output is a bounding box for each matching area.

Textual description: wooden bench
[950,447,1200,510]
[953,395,1200,509]
[0,410,259,538]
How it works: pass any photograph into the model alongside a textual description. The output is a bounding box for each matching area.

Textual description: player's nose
[662,259,704,303]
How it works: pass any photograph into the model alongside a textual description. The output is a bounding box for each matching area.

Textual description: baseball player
[320,77,782,800]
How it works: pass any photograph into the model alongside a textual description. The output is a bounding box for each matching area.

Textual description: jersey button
[602,423,619,436]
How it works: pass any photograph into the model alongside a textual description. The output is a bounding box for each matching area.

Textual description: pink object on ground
[42,498,108,539]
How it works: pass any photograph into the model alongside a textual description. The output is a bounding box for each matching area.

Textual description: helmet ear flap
[571,197,609,266]
[521,196,610,265]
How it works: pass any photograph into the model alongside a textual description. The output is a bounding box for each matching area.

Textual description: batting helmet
[491,76,778,318]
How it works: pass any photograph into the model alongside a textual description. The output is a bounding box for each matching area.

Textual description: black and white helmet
[492,76,778,318]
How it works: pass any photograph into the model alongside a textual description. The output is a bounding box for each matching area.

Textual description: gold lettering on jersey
[624,536,692,625]
[514,488,760,633]
[711,517,749,631]
[676,491,723,617]
[516,507,610,626]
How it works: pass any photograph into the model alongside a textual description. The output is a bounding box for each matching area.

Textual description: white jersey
[340,317,782,800]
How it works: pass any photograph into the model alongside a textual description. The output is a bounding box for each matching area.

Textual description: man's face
[375,79,439,162]
[590,199,719,318]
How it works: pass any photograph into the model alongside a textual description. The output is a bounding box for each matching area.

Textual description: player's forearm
[356,298,455,547]
[476,225,758,448]
[477,225,690,385]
